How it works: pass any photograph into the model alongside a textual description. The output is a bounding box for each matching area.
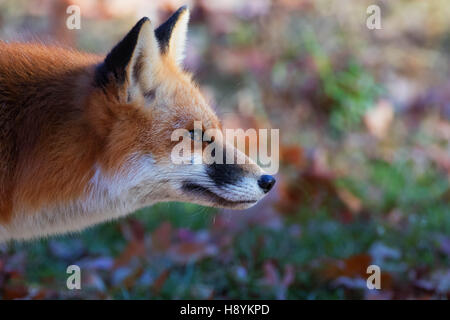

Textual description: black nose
[258,175,276,193]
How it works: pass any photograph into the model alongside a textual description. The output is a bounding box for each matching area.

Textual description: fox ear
[155,6,190,66]
[95,17,160,101]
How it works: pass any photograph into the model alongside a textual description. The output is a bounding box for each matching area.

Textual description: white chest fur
[0,155,167,242]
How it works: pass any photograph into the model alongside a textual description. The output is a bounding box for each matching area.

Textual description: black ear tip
[178,5,188,12]
[136,17,150,26]
[94,16,151,88]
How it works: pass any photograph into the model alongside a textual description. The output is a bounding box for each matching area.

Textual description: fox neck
[1,156,165,242]
[4,65,98,217]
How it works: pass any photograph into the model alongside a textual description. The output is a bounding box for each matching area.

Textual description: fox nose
[258,175,276,193]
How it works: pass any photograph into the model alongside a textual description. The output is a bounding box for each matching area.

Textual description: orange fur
[0,43,101,222]
[0,41,220,223]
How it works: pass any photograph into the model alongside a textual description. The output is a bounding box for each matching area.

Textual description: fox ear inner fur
[95,6,190,91]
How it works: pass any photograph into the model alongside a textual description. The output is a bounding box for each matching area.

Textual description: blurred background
[0,0,449,299]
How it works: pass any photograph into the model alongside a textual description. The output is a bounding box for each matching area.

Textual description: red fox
[0,6,275,242]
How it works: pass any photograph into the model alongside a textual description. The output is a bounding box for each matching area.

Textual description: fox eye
[189,129,204,142]
[189,129,213,144]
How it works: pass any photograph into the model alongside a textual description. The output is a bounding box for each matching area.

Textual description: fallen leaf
[152,269,171,296]
[280,145,305,168]
[113,240,146,269]
[364,100,394,139]
[169,242,217,264]
[323,254,372,279]
[151,221,173,252]
[337,188,362,213]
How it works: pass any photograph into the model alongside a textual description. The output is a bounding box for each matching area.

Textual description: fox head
[88,6,276,211]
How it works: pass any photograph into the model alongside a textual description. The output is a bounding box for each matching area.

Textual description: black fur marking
[94,17,149,88]
[155,6,187,54]
[182,182,256,205]
[207,163,244,187]
[206,148,244,187]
